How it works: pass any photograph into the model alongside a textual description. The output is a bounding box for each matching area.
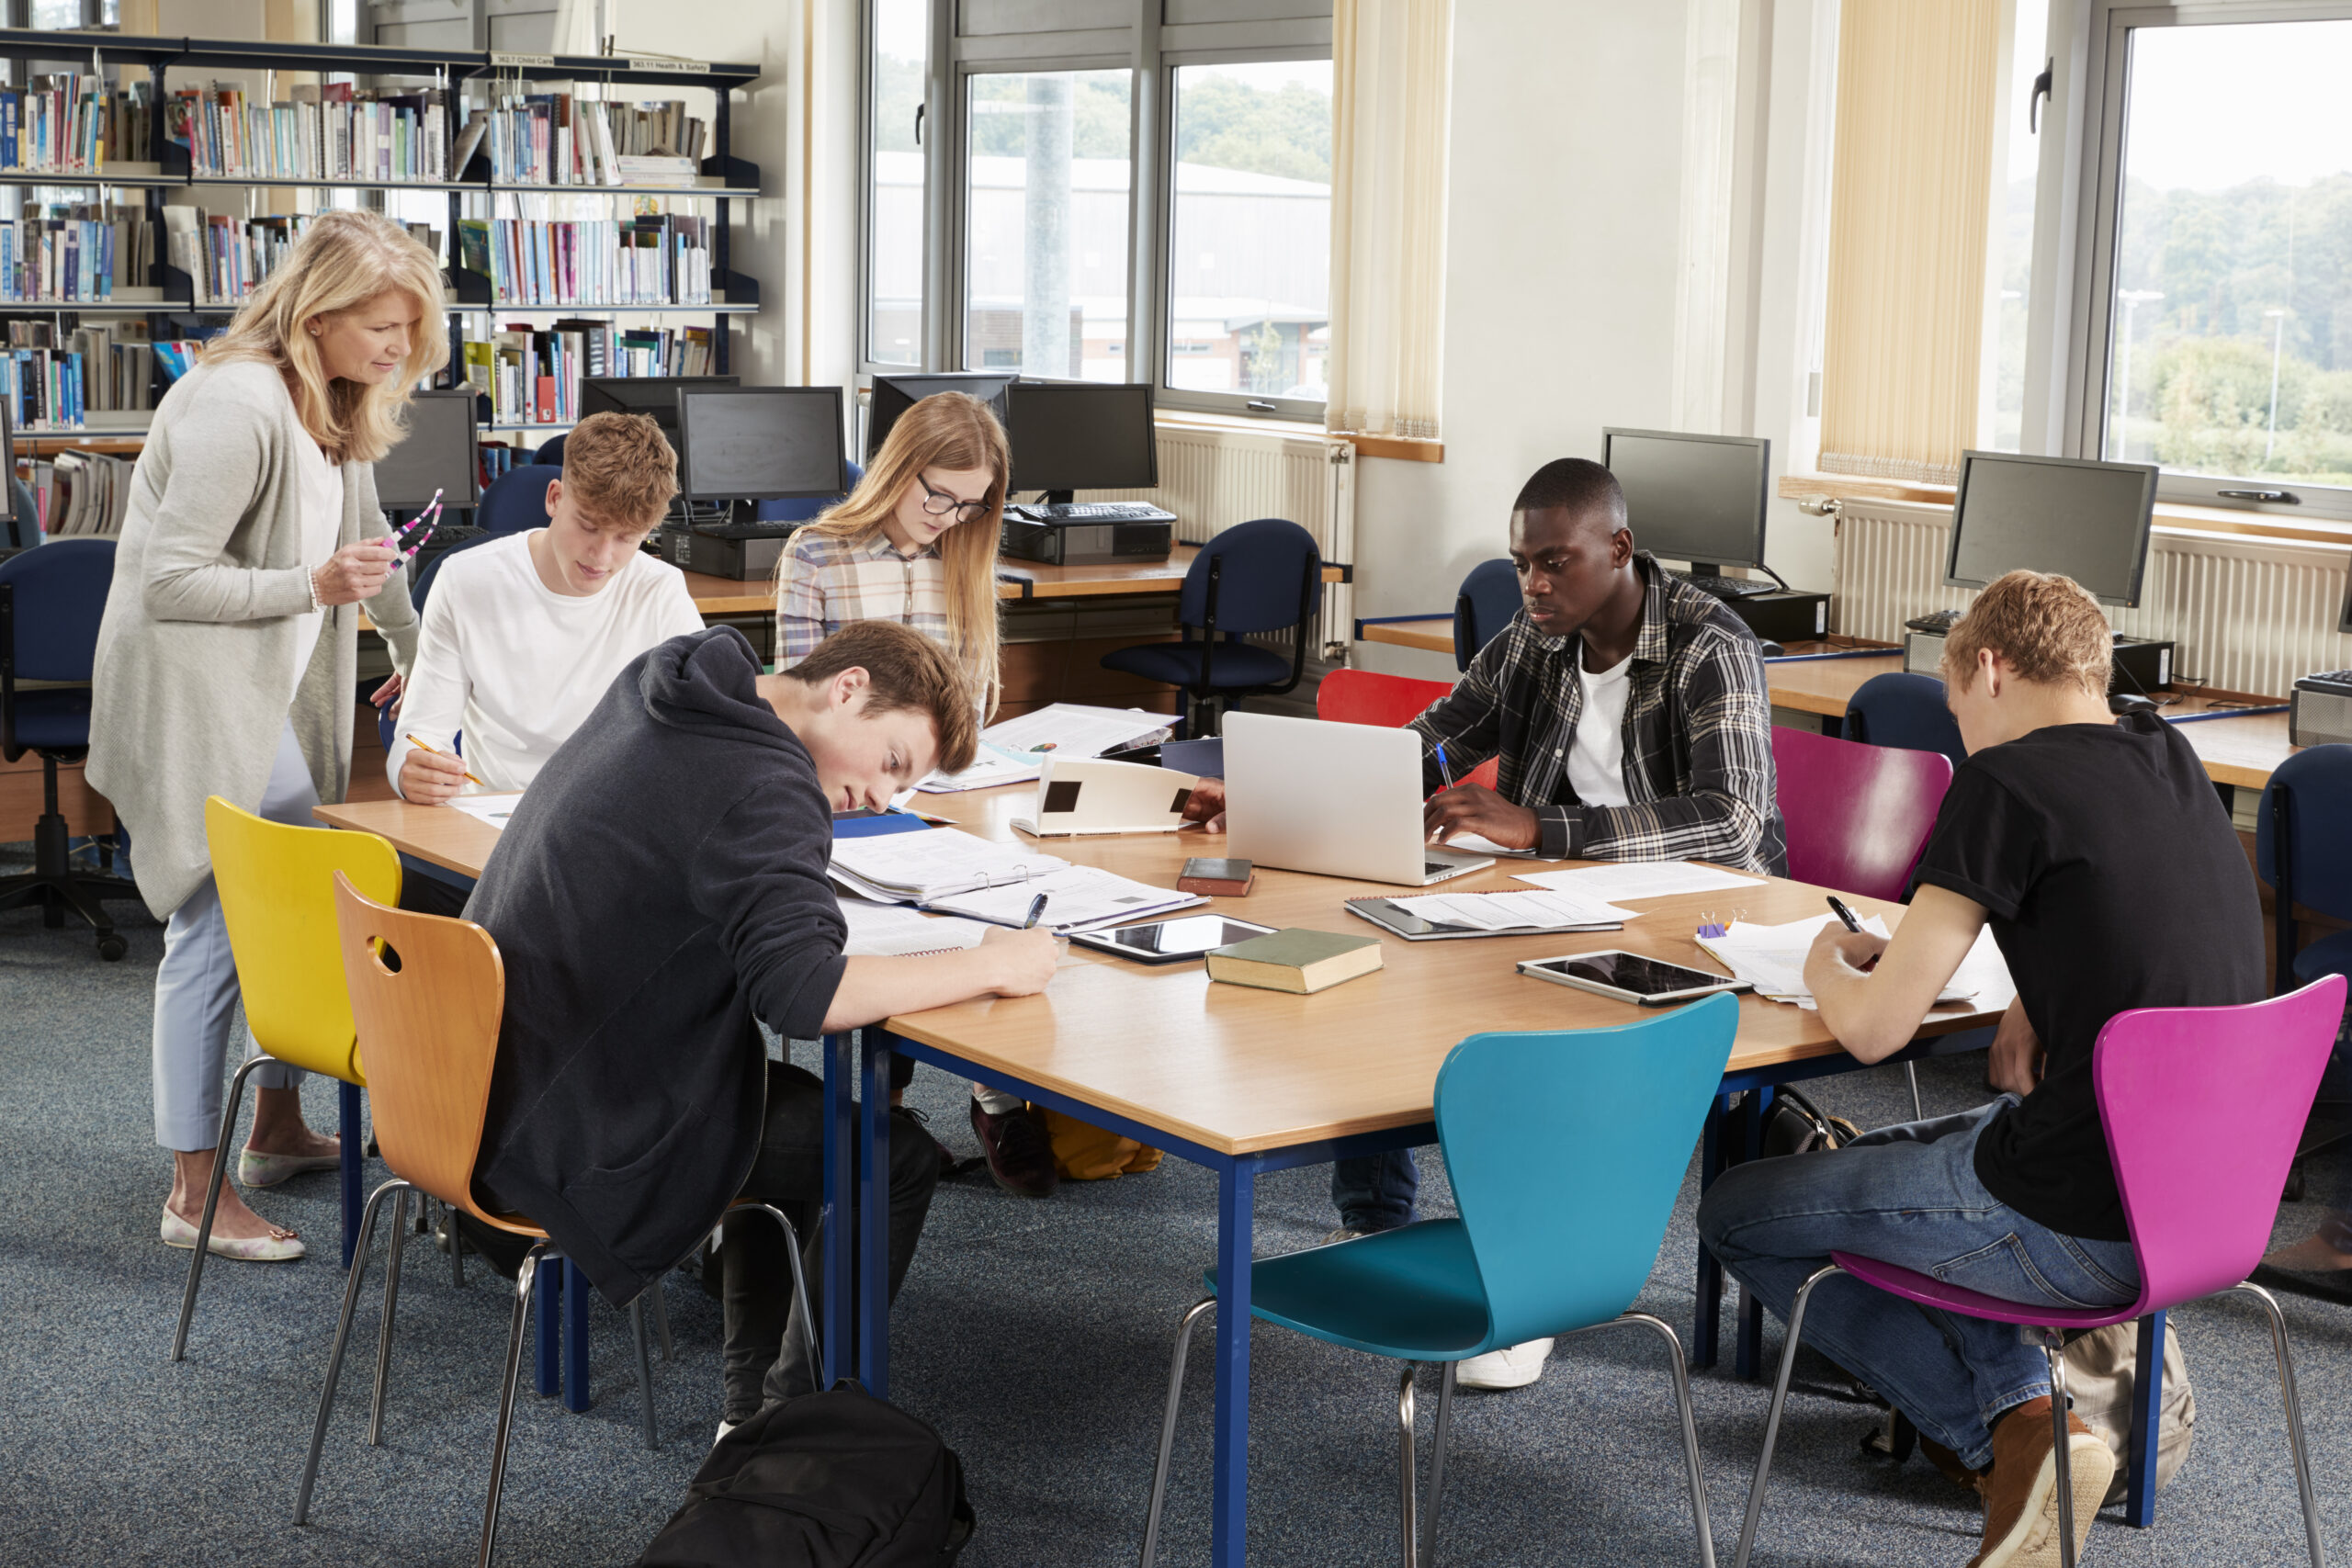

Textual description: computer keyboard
[1905,608,1963,634]
[693,520,802,541]
[2303,669,2352,686]
[1670,570,1778,601]
[1012,502,1178,525]
[410,523,488,558]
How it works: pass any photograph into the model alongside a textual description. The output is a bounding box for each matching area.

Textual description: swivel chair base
[0,753,141,959]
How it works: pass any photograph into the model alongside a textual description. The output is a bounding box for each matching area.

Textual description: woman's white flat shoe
[236,1147,341,1189]
[161,1207,305,1261]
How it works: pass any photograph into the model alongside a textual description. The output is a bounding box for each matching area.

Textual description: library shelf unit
[0,28,762,451]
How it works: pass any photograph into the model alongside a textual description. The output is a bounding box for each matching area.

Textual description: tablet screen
[1093,915,1276,957]
[1529,951,1735,997]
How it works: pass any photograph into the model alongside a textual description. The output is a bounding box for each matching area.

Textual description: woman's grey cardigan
[88,357,421,919]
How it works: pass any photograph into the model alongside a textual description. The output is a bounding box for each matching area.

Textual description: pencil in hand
[406,734,483,787]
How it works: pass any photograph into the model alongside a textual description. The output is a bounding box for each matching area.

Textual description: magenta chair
[1731,976,2346,1568]
[1772,726,1953,1119]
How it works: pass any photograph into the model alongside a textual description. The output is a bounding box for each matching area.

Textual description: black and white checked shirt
[1406,552,1787,874]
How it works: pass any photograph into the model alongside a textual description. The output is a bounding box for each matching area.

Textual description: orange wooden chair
[299,876,816,1564]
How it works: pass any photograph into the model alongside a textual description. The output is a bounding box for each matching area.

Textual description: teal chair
[1140,993,1738,1567]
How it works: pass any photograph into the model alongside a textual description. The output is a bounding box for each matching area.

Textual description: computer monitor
[578,375,741,436]
[375,389,480,509]
[866,372,1017,462]
[676,386,849,502]
[1945,451,2159,608]
[1004,382,1158,502]
[2340,570,2352,637]
[1600,428,1771,575]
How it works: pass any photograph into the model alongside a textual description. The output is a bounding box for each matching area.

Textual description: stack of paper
[839,897,990,957]
[923,864,1204,934]
[919,704,1175,794]
[1388,888,1634,933]
[1514,861,1767,900]
[1697,914,1993,1010]
[828,828,1065,904]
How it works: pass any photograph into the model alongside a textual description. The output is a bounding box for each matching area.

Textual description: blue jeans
[1696,1098,2140,1470]
[1333,1148,1418,1233]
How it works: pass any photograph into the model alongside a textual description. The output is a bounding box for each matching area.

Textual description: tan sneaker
[1968,1396,2112,1567]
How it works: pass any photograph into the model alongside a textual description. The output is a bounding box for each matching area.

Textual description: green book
[1206,928,1384,995]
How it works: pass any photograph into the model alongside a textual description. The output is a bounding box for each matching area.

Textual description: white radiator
[1090,424,1356,654]
[1833,501,2352,697]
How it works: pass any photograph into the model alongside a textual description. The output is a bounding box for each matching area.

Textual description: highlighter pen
[407,733,484,787]
[1434,741,1457,791]
[1022,893,1049,930]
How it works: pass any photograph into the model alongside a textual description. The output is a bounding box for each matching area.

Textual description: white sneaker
[1453,1337,1555,1391]
[714,1419,736,1446]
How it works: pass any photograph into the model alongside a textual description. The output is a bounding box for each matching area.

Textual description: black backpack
[634,1382,975,1567]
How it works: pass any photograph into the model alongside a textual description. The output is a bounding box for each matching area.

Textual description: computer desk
[310,786,2023,1564]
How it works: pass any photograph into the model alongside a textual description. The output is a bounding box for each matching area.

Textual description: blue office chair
[476,465,559,534]
[1843,671,1967,769]
[2257,745,2352,994]
[532,432,568,468]
[0,539,143,959]
[7,477,37,547]
[1139,994,1736,1568]
[1452,558,1520,671]
[754,458,863,525]
[1100,518,1322,739]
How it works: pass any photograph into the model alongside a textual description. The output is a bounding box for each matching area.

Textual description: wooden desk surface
[313,786,2013,1158]
[1359,617,1453,655]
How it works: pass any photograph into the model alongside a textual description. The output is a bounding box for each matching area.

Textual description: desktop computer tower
[1000,515,1172,566]
[2290,671,2352,748]
[1905,626,2175,695]
[658,522,793,581]
[1721,591,1828,645]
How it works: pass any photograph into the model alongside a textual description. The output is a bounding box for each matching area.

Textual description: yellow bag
[1034,1105,1163,1180]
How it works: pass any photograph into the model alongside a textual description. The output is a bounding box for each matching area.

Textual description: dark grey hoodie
[469,626,846,1303]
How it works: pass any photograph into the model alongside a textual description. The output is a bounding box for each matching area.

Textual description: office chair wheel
[96,931,127,962]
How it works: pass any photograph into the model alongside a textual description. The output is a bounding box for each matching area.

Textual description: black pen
[1022,893,1049,930]
[1826,895,1863,933]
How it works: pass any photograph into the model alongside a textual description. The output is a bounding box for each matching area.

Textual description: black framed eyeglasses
[918,479,991,523]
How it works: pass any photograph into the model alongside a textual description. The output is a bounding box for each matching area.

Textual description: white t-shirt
[390,532,706,797]
[1565,649,1634,808]
[289,434,344,683]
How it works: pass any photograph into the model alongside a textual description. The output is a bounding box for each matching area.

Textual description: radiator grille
[1085,425,1354,653]
[1834,502,2352,698]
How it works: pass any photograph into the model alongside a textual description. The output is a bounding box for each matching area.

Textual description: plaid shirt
[1407,552,1787,873]
[775,527,950,668]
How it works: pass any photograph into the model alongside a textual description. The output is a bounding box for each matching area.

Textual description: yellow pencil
[406,734,484,787]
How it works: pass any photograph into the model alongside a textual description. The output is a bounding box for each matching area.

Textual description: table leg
[1693,1092,1731,1371]
[339,1081,364,1270]
[534,1255,560,1398]
[1736,1086,1775,1381]
[859,1032,893,1399]
[820,1031,854,1389]
[2125,1310,2165,1526]
[1212,1162,1255,1568]
[563,1257,592,1413]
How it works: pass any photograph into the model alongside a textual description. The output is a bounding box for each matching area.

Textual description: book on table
[1206,928,1385,994]
[827,827,1200,932]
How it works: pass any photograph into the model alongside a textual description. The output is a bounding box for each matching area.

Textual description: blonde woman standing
[770,392,1059,1196]
[89,209,444,1259]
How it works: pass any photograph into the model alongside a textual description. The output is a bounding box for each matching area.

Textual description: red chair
[1317,670,1499,789]
[1772,725,1954,1120]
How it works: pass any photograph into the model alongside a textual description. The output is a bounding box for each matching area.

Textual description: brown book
[1178,857,1254,897]
[1206,929,1383,995]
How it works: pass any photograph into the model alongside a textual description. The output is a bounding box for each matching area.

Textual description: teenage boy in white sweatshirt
[387,409,705,810]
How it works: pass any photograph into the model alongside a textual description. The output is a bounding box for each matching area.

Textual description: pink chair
[1773,725,1954,1119]
[1730,976,2346,1568]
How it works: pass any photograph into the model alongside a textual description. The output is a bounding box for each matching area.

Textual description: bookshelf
[0,29,763,452]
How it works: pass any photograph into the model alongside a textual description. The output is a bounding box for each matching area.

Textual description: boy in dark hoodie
[466,619,1060,1429]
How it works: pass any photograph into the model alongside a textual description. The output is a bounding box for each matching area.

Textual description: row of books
[35,449,133,537]
[0,323,204,425]
[0,77,155,174]
[62,322,166,412]
[0,203,153,302]
[162,209,441,307]
[456,216,714,308]
[460,321,716,425]
[4,346,88,429]
[469,95,708,186]
[169,82,456,184]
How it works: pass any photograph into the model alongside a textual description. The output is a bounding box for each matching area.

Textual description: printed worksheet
[449,793,525,830]
[1514,861,1767,901]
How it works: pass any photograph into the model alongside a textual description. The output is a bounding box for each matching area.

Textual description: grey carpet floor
[4,861,2348,1566]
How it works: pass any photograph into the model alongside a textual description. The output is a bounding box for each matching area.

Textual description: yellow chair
[170,795,401,1362]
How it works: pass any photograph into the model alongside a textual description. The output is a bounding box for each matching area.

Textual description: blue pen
[1435,741,1457,790]
[1022,893,1049,930]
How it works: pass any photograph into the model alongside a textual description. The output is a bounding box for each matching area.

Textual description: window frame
[2057,0,2352,522]
[858,0,1335,424]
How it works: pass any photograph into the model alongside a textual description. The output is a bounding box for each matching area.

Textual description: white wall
[1351,0,1694,680]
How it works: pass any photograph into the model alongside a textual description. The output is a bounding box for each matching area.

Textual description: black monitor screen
[1601,428,1770,570]
[578,375,740,435]
[1006,382,1158,493]
[868,372,1015,462]
[1946,452,2159,607]
[2340,571,2352,637]
[678,387,849,502]
[376,389,481,508]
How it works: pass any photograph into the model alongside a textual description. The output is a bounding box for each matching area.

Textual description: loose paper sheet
[1513,861,1768,901]
[449,792,525,830]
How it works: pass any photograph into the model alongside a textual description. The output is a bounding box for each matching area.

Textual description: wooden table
[681,546,1348,615]
[311,785,2014,1568]
[1355,614,1453,654]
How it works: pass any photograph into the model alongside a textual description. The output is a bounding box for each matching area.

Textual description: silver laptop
[1224,712,1495,886]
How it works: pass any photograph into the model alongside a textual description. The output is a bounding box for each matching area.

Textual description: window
[1983,0,2047,451]
[2074,6,2352,516]
[1166,59,1331,402]
[867,0,927,367]
[963,68,1131,380]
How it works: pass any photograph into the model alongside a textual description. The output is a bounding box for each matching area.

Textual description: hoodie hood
[638,626,796,751]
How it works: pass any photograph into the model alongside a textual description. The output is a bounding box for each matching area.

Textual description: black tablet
[1069,914,1279,965]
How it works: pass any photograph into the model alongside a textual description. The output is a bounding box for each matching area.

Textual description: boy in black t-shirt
[1698,570,2262,1568]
